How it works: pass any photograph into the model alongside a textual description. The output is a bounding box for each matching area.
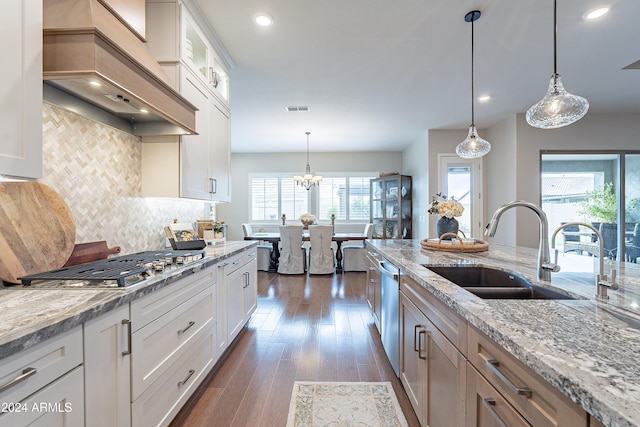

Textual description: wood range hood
[43,0,197,136]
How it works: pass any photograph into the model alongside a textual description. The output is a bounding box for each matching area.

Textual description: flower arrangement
[299,213,316,224]
[428,193,464,219]
[213,221,225,233]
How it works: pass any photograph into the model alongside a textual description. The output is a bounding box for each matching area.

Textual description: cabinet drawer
[131,267,215,332]
[0,366,84,427]
[0,327,82,404]
[466,363,530,427]
[223,250,257,276]
[132,331,215,427]
[467,326,586,427]
[401,275,468,354]
[131,286,214,400]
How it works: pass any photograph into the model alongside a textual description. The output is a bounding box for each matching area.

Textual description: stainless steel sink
[424,266,577,300]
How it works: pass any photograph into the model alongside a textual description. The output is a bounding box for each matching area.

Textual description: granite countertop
[0,241,257,361]
[367,239,640,427]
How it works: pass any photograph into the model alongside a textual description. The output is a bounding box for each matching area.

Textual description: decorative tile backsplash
[41,103,210,254]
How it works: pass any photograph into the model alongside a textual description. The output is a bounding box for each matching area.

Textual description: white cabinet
[0,0,42,179]
[130,268,216,427]
[141,67,231,202]
[221,251,258,344]
[0,327,83,427]
[142,0,231,202]
[84,305,132,427]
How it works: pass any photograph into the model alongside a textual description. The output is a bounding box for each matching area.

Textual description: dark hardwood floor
[169,271,421,427]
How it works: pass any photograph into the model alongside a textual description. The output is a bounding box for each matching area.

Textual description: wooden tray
[420,233,489,253]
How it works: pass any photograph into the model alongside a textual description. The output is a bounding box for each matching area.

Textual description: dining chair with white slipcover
[277,225,306,274]
[241,223,272,271]
[308,225,335,274]
[342,223,373,272]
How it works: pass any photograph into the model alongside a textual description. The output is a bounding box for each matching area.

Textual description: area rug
[286,381,409,427]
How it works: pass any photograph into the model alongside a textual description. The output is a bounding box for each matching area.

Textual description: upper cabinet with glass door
[145,0,230,107]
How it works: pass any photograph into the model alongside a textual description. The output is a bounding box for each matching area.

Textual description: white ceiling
[192,0,640,153]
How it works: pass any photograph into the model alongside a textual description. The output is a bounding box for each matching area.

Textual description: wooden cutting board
[0,182,76,284]
[64,241,121,267]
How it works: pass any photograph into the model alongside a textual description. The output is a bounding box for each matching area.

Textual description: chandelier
[293,132,322,190]
[456,10,491,159]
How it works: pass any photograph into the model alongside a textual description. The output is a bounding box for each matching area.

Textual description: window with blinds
[250,174,375,222]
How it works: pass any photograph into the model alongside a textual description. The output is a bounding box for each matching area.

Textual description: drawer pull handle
[413,324,422,352]
[482,398,509,427]
[233,259,242,265]
[0,367,37,394]
[486,359,533,398]
[178,321,196,335]
[122,319,132,356]
[219,262,229,268]
[178,369,196,387]
[418,330,430,360]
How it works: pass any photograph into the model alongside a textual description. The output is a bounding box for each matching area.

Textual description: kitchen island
[368,239,640,427]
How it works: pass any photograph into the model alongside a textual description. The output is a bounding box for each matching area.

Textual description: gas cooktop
[12,250,207,289]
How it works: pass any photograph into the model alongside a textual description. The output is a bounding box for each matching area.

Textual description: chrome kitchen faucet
[550,222,618,300]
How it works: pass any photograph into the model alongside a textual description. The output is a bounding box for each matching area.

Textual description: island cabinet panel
[84,305,132,427]
[400,277,467,426]
[466,363,531,427]
[0,326,83,427]
[467,325,587,427]
[366,250,382,332]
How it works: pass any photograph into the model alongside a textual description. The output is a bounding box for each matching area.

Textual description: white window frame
[437,154,483,238]
[248,172,377,224]
[315,172,377,223]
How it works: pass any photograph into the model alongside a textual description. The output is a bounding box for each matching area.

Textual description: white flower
[299,213,316,222]
[437,200,464,218]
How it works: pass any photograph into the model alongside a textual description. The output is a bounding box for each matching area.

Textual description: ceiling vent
[286,106,310,112]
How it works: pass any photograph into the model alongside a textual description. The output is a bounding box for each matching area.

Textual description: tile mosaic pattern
[286,381,409,427]
[41,103,209,254]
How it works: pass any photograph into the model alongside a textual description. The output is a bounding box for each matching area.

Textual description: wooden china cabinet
[370,174,412,239]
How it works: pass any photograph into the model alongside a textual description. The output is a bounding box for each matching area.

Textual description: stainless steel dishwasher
[378,258,400,376]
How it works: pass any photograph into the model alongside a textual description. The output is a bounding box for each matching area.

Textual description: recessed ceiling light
[477,94,491,102]
[254,14,273,27]
[584,6,609,20]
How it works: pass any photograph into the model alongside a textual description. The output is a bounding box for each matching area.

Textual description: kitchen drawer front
[132,331,215,427]
[131,286,214,400]
[131,267,215,332]
[467,326,586,427]
[466,363,530,427]
[0,366,84,427]
[222,250,257,276]
[0,327,82,404]
[401,275,468,354]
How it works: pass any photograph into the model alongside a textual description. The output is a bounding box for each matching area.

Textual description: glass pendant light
[456,10,491,159]
[293,132,322,190]
[526,0,588,129]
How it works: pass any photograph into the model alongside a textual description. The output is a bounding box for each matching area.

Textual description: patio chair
[626,223,640,263]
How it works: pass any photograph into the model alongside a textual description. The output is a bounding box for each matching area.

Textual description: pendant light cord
[305,131,310,167]
[471,16,475,126]
[553,0,558,75]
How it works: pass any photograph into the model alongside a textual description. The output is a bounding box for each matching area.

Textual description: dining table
[244,232,367,273]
